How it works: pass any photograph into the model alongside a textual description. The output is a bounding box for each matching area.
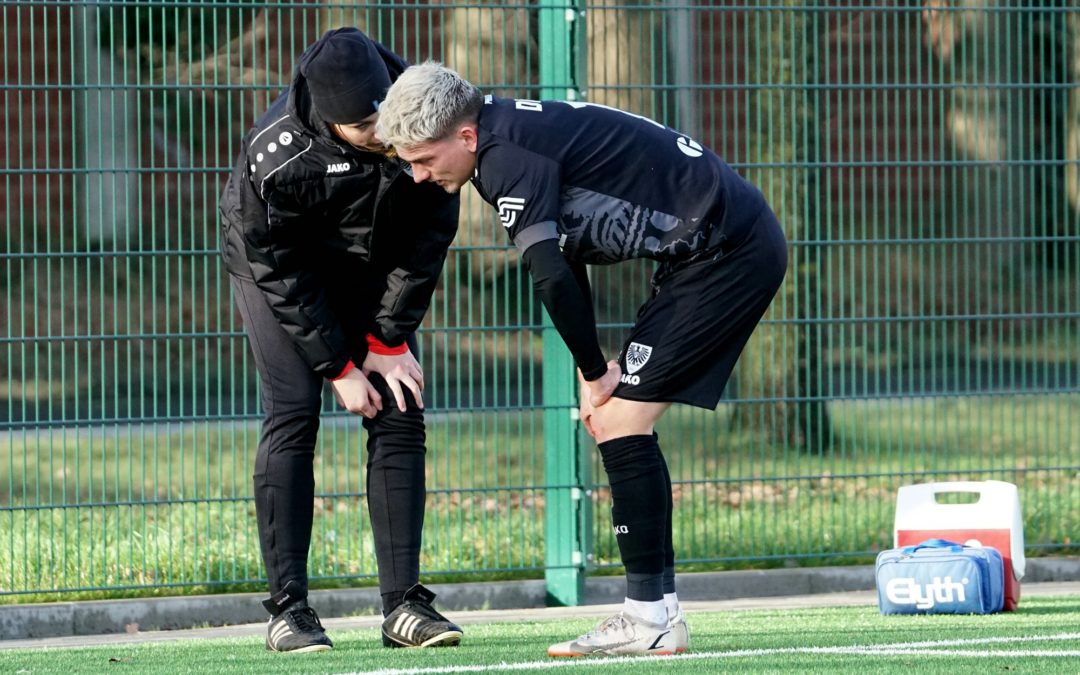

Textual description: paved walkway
[3,580,1078,651]
[3,557,1078,647]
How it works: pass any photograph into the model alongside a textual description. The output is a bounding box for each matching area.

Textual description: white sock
[624,597,667,626]
[664,592,682,621]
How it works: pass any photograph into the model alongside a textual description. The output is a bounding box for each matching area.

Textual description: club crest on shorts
[625,342,653,374]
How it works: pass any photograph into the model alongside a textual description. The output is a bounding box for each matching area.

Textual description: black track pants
[231,275,426,603]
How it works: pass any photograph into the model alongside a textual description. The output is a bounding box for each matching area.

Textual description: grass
[1,596,1079,673]
[1,394,1078,601]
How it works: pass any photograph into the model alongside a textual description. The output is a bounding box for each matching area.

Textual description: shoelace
[402,601,453,626]
[288,606,324,634]
[586,614,630,639]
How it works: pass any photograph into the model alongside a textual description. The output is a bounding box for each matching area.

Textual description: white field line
[831,649,1080,657]
[857,631,1080,650]
[348,632,1080,675]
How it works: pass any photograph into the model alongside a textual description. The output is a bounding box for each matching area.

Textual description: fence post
[538,0,587,607]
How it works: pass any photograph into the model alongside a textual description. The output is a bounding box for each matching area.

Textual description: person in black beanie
[219,28,462,653]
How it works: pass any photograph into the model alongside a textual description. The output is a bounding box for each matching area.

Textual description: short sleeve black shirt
[470,96,766,263]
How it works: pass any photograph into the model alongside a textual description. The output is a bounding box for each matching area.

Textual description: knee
[589,411,622,445]
[589,402,662,445]
[364,400,426,439]
[364,400,427,466]
[365,375,426,418]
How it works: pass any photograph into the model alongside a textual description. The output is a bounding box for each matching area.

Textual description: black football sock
[658,438,676,595]
[598,433,669,602]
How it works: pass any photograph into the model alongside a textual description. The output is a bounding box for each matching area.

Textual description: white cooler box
[893,480,1025,611]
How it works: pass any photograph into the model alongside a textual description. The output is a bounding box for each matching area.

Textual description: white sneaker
[668,610,690,653]
[547,612,679,657]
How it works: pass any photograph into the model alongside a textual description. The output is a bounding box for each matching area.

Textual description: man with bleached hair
[376,62,787,657]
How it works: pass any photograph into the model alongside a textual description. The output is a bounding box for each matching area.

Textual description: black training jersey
[470,96,766,264]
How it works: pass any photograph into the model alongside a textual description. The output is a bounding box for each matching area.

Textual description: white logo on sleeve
[327,162,351,174]
[625,342,653,374]
[497,197,526,228]
[677,136,704,158]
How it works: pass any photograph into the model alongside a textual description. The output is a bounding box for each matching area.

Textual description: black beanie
[299,28,391,124]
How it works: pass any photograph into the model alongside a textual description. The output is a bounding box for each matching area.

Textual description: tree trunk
[1065,12,1080,220]
[925,1,1028,296]
[441,2,658,285]
[734,2,831,451]
[444,6,537,280]
[585,0,655,115]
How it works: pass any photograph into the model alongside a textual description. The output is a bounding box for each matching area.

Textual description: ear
[459,124,479,153]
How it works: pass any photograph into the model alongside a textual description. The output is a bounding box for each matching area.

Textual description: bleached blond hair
[376,62,484,149]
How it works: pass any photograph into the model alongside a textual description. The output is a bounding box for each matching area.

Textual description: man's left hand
[362,350,425,412]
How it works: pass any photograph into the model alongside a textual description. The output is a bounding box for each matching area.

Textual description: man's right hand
[331,368,384,418]
[583,360,621,408]
[577,360,620,438]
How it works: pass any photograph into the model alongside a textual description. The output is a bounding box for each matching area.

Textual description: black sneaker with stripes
[381,584,463,648]
[262,583,333,653]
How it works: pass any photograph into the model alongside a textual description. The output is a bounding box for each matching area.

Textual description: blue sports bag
[875,538,1005,615]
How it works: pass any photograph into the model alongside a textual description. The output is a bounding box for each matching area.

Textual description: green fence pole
[538,0,586,607]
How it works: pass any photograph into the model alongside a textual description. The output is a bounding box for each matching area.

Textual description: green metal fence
[2,1,1077,604]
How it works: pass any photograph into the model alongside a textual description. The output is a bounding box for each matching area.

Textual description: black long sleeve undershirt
[521,239,608,381]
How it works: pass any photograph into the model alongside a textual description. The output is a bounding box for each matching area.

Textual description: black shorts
[612,207,788,409]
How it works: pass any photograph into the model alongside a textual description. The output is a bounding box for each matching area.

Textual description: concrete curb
[1,557,1077,641]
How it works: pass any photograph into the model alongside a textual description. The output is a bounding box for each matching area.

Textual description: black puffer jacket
[219,38,459,380]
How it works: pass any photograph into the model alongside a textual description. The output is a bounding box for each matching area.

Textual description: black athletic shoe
[263,592,333,653]
[381,583,463,648]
